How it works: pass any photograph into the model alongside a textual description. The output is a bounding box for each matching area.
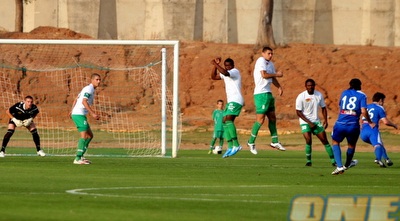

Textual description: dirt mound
[180,41,400,135]
[1,27,399,135]
[0,26,92,39]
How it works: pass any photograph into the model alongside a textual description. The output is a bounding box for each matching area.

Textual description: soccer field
[0,148,399,221]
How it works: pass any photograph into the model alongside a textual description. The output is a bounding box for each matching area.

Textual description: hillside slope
[1,27,399,135]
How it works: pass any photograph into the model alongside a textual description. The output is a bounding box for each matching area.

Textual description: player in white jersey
[295,79,335,166]
[70,73,101,164]
[247,46,284,154]
[211,57,243,158]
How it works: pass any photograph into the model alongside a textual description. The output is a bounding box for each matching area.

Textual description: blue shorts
[360,124,382,147]
[331,122,360,144]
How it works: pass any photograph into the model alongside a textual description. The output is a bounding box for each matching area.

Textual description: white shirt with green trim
[295,90,326,124]
[71,84,95,115]
[219,68,243,105]
[253,57,275,95]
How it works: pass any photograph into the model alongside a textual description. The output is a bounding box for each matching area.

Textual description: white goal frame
[0,39,180,158]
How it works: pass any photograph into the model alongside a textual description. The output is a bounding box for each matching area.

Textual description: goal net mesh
[0,41,180,157]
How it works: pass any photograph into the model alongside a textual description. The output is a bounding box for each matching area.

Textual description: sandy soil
[1,26,399,151]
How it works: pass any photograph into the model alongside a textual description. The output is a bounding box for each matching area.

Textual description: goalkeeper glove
[11,118,23,127]
[22,118,33,127]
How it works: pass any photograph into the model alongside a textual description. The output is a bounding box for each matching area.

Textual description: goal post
[0,39,180,158]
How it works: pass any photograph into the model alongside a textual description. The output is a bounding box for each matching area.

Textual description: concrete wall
[1,0,399,46]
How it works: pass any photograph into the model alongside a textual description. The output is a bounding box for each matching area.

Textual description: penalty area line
[65,185,288,204]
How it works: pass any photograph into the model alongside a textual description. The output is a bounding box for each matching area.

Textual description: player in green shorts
[211,57,244,158]
[70,73,101,165]
[208,100,225,154]
[295,79,335,166]
[247,46,285,155]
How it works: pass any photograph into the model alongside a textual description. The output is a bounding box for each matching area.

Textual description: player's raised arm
[211,57,229,79]
[210,58,221,80]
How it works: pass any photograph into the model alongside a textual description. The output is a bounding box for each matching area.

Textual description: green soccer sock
[324,144,335,163]
[305,144,312,162]
[268,121,279,143]
[210,138,217,148]
[248,122,261,144]
[83,137,92,155]
[219,138,224,147]
[223,123,232,148]
[75,138,86,160]
[225,121,240,147]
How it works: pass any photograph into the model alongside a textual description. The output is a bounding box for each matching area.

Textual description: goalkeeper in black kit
[0,96,46,157]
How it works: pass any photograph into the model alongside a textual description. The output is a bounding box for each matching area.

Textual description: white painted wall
[1,0,399,46]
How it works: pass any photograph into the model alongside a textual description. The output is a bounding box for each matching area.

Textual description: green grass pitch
[0,147,399,220]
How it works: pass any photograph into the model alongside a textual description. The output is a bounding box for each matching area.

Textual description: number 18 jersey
[336,89,368,124]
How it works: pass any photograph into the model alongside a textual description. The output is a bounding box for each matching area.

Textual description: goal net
[0,39,180,158]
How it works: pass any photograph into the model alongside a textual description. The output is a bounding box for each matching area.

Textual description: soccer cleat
[208,147,214,154]
[0,151,4,158]
[270,142,286,151]
[37,150,46,157]
[73,159,91,165]
[344,159,358,170]
[331,167,345,175]
[332,162,337,167]
[222,148,232,158]
[305,162,312,167]
[247,143,257,155]
[228,146,242,157]
[374,160,387,168]
[81,157,91,164]
[386,159,393,167]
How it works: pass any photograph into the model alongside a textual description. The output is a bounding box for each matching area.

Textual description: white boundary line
[65,185,288,203]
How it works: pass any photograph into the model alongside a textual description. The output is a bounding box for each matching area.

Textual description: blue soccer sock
[345,148,355,167]
[381,146,389,160]
[374,145,384,161]
[332,144,342,167]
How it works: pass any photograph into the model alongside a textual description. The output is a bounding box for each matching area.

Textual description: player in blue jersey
[360,92,398,167]
[331,78,375,175]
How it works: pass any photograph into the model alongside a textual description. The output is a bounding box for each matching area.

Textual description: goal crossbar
[0,39,180,158]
